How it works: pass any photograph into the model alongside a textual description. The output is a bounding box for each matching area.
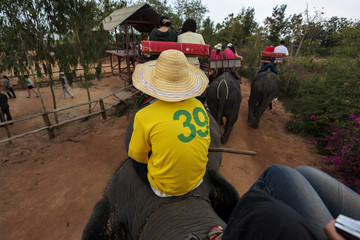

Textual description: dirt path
[0,76,324,240]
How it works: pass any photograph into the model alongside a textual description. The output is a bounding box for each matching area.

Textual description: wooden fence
[5,62,114,89]
[0,86,140,144]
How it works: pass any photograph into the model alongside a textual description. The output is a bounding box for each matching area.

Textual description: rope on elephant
[216,78,229,100]
[137,194,211,239]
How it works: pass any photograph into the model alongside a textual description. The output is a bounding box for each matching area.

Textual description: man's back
[128,98,210,196]
[274,45,288,55]
[274,45,288,62]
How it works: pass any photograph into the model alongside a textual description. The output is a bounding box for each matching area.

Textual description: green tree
[264,4,289,44]
[200,17,216,46]
[330,22,360,58]
[0,0,109,120]
[1,0,56,115]
[52,0,108,113]
[293,6,325,57]
[240,7,258,41]
[172,0,208,32]
[217,13,242,45]
[318,17,354,55]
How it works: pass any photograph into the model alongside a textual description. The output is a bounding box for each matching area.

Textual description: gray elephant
[82,107,240,240]
[247,68,280,129]
[205,71,242,144]
[82,104,317,240]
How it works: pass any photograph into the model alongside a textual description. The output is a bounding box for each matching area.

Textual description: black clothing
[149,28,178,42]
[0,93,12,122]
[148,28,178,60]
[223,190,316,240]
[5,88,16,98]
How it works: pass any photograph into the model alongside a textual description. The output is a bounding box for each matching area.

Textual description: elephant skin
[247,68,280,129]
[82,105,240,240]
[206,71,242,144]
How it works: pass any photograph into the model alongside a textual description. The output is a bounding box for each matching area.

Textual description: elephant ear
[208,169,240,223]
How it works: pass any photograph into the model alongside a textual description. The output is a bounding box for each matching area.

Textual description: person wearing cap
[128,49,210,197]
[224,43,243,60]
[177,19,206,67]
[210,43,224,61]
[3,75,16,98]
[59,72,74,99]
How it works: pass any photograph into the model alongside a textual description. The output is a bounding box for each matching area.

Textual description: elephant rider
[128,49,210,197]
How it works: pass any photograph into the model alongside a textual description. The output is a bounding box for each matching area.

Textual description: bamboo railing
[0,86,140,144]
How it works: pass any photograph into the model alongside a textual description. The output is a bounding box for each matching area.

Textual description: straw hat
[132,49,208,102]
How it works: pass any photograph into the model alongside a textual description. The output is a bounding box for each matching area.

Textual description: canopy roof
[102,2,160,33]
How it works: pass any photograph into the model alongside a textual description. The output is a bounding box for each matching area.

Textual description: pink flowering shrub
[324,113,360,193]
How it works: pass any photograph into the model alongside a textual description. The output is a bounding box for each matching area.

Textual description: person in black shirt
[0,89,13,123]
[148,16,178,60]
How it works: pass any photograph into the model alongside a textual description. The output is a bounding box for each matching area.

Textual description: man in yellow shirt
[129,49,210,197]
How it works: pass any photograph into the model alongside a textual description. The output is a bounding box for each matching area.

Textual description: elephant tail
[216,79,229,100]
[216,79,228,124]
[82,197,110,240]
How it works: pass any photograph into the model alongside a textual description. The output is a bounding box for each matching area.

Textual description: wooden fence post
[42,112,55,139]
[99,99,107,120]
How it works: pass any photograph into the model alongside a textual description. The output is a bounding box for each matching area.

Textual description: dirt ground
[0,74,327,240]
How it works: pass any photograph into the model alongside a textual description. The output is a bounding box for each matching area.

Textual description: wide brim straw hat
[132,49,208,102]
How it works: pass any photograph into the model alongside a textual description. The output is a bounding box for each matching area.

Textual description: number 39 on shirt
[173,107,209,143]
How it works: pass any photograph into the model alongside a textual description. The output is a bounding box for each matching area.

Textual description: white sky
[202,0,359,25]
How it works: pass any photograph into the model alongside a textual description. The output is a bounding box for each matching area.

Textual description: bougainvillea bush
[324,113,360,194]
[278,56,360,194]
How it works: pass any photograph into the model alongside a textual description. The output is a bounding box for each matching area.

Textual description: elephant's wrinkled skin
[247,69,280,129]
[206,71,242,144]
[82,106,240,240]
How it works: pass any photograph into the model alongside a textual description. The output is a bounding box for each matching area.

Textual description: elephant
[82,105,240,240]
[247,68,280,129]
[205,71,242,144]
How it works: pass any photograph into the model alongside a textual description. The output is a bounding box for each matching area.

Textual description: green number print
[173,107,209,143]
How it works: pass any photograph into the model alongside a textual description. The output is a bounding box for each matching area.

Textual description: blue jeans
[251,164,360,240]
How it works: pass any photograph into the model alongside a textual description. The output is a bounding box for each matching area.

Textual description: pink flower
[349,113,356,120]
[311,140,316,145]
[310,115,316,120]
[356,117,360,125]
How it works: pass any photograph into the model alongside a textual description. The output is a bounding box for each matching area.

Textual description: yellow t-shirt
[128,98,211,196]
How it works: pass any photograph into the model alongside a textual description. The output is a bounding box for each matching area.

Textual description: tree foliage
[264,4,289,44]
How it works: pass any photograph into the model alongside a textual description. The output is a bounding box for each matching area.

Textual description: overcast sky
[202,0,359,25]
